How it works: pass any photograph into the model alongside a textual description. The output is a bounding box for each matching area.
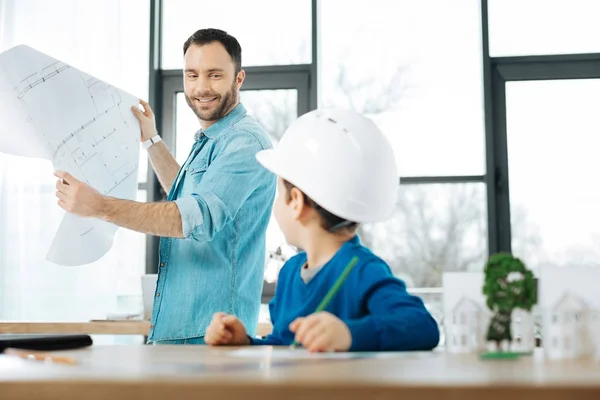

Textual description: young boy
[205,108,440,352]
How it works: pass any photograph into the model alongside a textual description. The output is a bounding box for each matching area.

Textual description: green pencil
[290,255,360,348]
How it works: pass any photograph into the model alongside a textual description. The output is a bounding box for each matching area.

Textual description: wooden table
[0,321,151,335]
[0,321,273,337]
[1,345,600,400]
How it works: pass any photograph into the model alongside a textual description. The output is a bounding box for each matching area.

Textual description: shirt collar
[196,103,247,140]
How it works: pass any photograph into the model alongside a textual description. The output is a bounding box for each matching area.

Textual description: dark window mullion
[400,175,485,185]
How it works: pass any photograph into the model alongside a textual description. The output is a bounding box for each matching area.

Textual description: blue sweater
[252,236,440,351]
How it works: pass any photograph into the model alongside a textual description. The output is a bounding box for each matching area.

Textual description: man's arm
[54,131,274,240]
[132,99,181,193]
[146,141,180,194]
[101,198,184,238]
[54,171,184,238]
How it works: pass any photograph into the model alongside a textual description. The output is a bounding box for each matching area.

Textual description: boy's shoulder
[277,251,308,277]
[346,239,389,268]
[342,240,401,283]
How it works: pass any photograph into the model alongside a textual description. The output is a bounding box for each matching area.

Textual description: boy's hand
[205,312,250,346]
[289,312,352,352]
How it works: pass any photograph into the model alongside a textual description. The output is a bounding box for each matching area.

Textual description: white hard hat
[256,108,398,224]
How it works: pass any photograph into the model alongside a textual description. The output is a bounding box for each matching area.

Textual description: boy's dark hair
[183,28,242,74]
[282,180,358,234]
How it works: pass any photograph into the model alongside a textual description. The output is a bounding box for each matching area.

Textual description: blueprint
[226,347,415,359]
[0,45,140,266]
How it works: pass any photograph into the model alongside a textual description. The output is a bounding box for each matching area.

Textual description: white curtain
[0,0,149,321]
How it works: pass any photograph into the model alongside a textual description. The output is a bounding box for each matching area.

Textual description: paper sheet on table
[227,347,390,359]
[0,45,140,266]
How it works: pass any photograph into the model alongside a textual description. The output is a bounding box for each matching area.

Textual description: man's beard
[185,80,238,123]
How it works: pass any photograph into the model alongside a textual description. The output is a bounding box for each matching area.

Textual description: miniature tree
[482,252,536,352]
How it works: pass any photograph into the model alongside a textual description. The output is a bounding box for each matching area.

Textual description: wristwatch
[142,135,162,149]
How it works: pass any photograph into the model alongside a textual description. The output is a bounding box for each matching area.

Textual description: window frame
[144,0,600,300]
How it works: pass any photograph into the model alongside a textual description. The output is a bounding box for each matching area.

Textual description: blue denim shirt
[147,104,276,342]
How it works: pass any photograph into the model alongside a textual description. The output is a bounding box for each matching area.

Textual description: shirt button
[190,168,194,172]
[156,293,160,297]
[150,325,154,329]
[160,263,165,267]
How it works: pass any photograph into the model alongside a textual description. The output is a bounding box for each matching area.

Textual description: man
[54,28,276,344]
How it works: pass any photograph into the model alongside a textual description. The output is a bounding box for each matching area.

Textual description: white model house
[545,292,590,359]
[445,296,487,353]
[590,310,600,359]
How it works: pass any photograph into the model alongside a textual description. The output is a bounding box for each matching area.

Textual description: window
[488,0,600,56]
[506,80,600,269]
[319,0,485,177]
[0,0,149,321]
[161,0,312,69]
[359,184,488,289]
